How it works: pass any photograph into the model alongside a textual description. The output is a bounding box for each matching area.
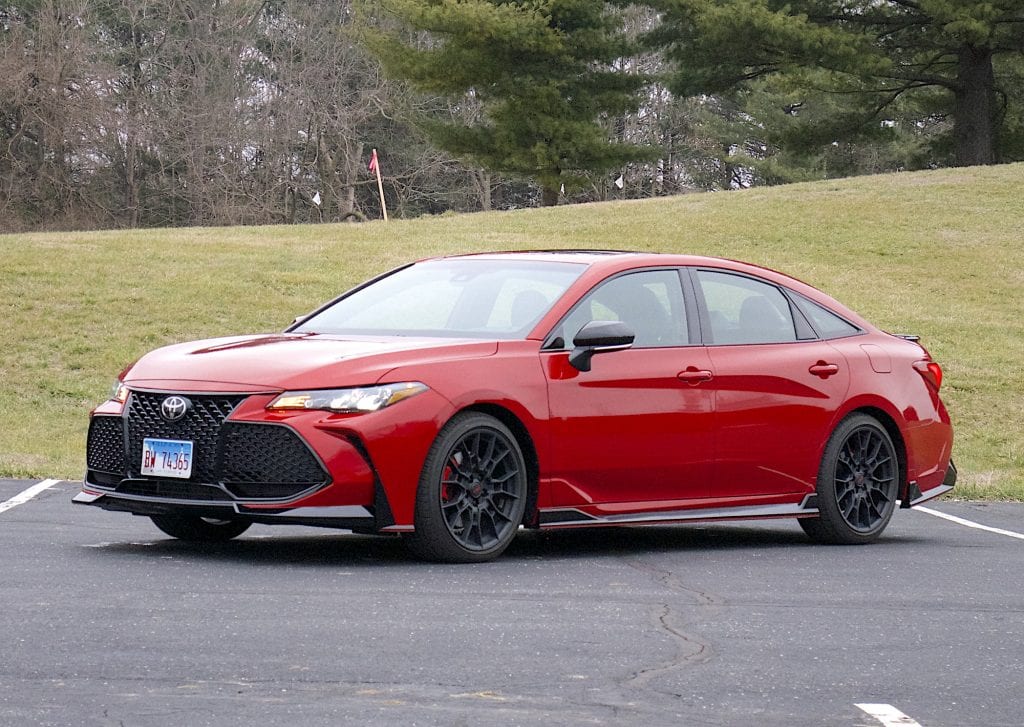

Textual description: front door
[542,269,716,509]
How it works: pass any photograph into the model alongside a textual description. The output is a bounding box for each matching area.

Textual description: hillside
[2,163,1021,498]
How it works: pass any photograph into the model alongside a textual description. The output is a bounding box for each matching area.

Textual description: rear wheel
[800,413,899,544]
[150,514,251,542]
[404,413,528,563]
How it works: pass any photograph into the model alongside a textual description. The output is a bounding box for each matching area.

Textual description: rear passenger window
[792,294,861,339]
[696,270,797,345]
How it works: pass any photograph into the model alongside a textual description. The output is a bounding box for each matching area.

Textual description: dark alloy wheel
[150,514,251,542]
[405,412,528,563]
[800,413,899,544]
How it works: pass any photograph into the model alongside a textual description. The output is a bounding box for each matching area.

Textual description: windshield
[294,258,586,338]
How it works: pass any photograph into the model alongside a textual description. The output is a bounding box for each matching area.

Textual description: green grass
[2,164,1022,498]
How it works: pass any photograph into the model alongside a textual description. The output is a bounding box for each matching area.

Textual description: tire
[150,514,251,542]
[404,412,529,563]
[800,413,899,544]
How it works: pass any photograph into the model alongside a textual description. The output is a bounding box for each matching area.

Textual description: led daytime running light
[268,382,428,413]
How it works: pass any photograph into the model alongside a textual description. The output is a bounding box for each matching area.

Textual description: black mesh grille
[221,423,329,499]
[126,392,244,484]
[116,391,329,502]
[87,416,127,475]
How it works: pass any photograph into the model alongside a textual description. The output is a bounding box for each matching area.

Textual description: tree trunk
[541,185,559,206]
[284,185,296,224]
[339,141,363,220]
[721,142,735,190]
[953,45,997,166]
[471,168,491,211]
[124,132,140,228]
[316,130,336,220]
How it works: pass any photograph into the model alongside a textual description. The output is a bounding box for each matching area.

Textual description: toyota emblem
[160,396,191,422]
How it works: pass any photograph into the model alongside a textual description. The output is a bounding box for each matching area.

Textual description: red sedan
[77,251,955,562]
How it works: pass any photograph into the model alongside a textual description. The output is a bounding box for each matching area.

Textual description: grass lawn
[2,163,1021,498]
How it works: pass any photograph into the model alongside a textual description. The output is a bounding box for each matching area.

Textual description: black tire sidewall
[150,514,251,542]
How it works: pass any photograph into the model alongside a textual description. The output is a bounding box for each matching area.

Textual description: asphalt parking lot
[2,479,1022,727]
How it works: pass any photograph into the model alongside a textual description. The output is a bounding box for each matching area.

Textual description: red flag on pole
[369,148,388,222]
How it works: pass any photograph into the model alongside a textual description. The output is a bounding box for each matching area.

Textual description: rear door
[692,268,851,500]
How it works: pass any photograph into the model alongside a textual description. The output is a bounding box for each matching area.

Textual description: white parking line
[917,505,1024,541]
[0,479,62,514]
[856,703,922,726]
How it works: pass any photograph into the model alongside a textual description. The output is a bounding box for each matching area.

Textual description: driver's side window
[559,270,688,348]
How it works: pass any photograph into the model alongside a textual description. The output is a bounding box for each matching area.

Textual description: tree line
[2,1,1021,231]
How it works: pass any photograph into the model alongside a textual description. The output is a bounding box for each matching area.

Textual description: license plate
[141,438,194,479]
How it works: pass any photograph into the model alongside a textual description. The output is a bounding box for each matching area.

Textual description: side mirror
[568,320,635,372]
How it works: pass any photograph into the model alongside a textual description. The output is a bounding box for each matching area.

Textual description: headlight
[267,382,428,413]
[110,381,130,403]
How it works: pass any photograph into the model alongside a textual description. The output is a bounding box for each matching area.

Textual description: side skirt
[538,497,819,529]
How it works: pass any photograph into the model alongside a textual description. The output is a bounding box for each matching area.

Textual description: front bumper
[81,388,387,530]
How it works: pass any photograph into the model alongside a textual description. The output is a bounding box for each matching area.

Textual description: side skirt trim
[539,497,819,529]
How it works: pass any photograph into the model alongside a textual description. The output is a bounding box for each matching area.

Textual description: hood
[123,333,499,392]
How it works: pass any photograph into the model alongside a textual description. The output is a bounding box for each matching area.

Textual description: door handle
[808,361,840,378]
[678,367,713,385]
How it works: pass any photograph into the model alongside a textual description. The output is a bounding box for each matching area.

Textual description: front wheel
[800,413,899,544]
[150,514,251,542]
[404,413,529,563]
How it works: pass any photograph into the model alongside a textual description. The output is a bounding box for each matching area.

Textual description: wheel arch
[457,403,541,528]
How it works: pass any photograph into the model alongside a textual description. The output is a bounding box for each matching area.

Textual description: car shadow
[507,523,815,559]
[75,521,920,568]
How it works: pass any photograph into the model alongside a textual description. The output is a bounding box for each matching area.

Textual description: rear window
[697,270,797,345]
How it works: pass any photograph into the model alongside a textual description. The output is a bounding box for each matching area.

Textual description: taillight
[913,360,943,390]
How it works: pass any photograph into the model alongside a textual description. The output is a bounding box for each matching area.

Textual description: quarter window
[697,270,797,345]
[792,294,861,339]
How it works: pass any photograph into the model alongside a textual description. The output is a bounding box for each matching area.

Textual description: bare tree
[0,0,108,229]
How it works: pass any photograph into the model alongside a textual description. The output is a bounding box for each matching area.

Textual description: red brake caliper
[441,464,453,502]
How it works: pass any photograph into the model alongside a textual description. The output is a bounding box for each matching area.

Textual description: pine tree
[363,0,651,205]
[647,0,1024,167]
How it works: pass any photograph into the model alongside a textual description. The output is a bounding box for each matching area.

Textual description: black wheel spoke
[866,498,884,522]
[481,448,511,479]
[481,434,497,470]
[442,495,470,517]
[480,509,499,544]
